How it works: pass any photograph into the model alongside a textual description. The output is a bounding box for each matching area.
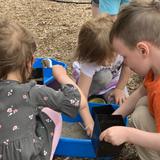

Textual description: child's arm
[100,126,160,151]
[108,63,131,105]
[113,84,146,117]
[76,71,95,136]
[77,71,92,98]
[53,65,94,136]
[79,106,94,136]
[99,86,156,149]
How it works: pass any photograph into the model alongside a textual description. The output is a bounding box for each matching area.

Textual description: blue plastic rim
[32,58,128,159]
[55,102,128,159]
[32,57,67,85]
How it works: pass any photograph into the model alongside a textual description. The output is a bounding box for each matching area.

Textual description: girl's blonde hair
[0,20,36,82]
[110,0,160,49]
[75,15,114,65]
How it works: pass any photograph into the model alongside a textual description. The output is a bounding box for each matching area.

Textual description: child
[0,19,93,160]
[72,15,131,105]
[99,1,160,160]
[99,0,130,21]
[91,0,129,18]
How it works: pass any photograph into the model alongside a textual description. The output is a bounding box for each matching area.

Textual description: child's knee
[93,69,112,86]
[131,97,149,128]
[135,96,148,108]
[131,106,156,132]
[131,107,146,128]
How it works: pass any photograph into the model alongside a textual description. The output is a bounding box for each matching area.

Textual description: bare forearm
[77,72,92,98]
[116,64,131,90]
[127,127,160,151]
[79,107,94,127]
[113,85,146,117]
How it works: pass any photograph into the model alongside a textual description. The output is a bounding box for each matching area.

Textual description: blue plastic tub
[55,102,128,159]
[32,57,67,85]
[32,58,128,159]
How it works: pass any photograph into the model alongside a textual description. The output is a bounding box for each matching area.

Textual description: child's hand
[85,123,94,137]
[99,126,129,146]
[78,121,94,137]
[108,88,127,105]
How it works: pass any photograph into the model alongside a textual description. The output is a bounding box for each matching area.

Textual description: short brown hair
[75,15,114,65]
[110,0,160,49]
[0,20,36,82]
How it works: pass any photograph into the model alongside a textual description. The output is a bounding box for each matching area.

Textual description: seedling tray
[92,106,125,158]
[55,103,128,159]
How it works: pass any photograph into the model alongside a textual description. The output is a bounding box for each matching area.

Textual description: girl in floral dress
[0,19,93,160]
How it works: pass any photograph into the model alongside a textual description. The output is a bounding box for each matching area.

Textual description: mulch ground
[0,0,143,159]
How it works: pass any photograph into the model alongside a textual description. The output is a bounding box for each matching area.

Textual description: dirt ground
[0,0,91,60]
[0,0,143,159]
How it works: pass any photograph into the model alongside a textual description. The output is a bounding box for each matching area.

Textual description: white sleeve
[80,63,97,78]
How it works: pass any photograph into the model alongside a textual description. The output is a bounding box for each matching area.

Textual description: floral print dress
[0,80,80,160]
